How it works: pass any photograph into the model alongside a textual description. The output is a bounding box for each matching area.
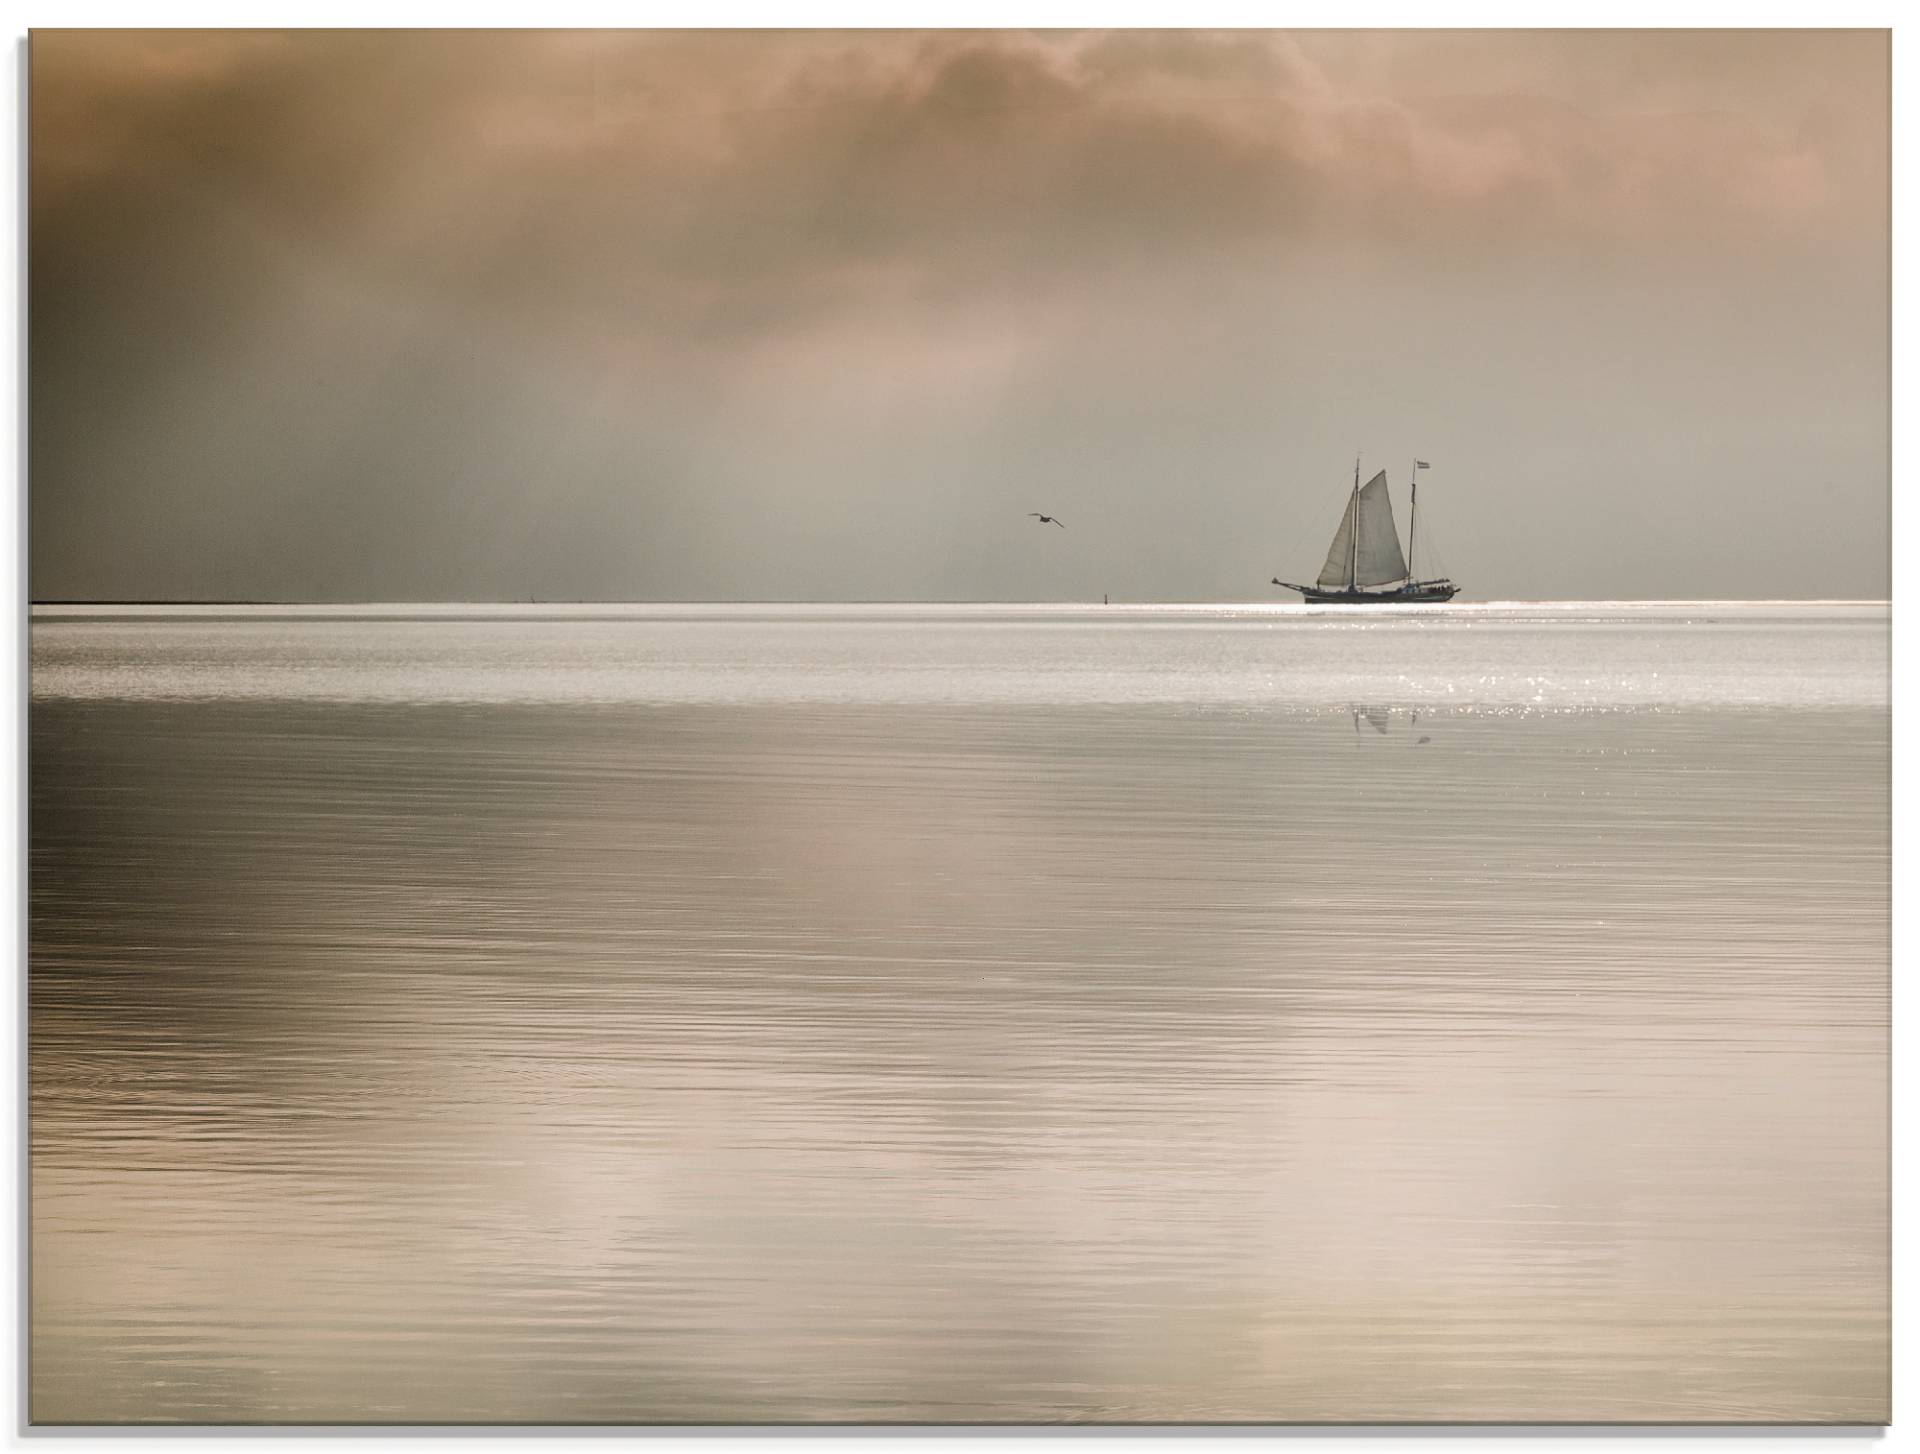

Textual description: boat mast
[1348,455,1360,592]
[1408,461,1418,582]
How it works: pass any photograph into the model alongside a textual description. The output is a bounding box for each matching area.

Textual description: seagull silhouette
[1028,513,1066,529]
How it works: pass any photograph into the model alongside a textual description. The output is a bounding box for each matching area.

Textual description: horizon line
[29,598,1893,610]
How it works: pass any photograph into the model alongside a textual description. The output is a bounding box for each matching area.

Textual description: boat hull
[1280,581,1460,605]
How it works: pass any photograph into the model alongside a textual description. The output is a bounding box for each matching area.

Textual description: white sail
[1316,492,1357,590]
[1352,471,1408,587]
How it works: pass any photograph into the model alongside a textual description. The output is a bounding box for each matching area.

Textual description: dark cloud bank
[31,30,1889,601]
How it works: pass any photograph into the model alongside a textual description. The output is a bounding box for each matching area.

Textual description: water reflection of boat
[1352,705,1431,743]
[1273,459,1459,604]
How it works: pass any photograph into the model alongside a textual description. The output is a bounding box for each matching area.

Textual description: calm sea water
[29,603,1889,1424]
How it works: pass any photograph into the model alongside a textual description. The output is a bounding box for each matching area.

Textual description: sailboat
[1271,460,1459,604]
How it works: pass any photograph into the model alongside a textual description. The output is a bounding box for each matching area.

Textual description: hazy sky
[31,29,1889,602]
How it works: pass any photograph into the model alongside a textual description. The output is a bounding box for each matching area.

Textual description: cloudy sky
[31,29,1888,601]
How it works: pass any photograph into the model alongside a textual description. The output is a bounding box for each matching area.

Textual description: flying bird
[1028,514,1066,529]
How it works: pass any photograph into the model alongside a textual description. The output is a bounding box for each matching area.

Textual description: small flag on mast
[1415,460,1431,469]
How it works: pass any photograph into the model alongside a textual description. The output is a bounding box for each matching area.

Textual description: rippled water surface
[30,604,1889,1423]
